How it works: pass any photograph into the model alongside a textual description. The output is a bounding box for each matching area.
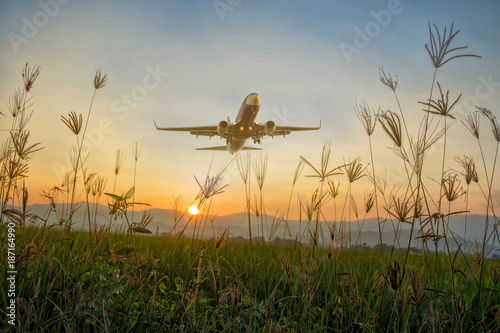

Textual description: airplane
[154,93,321,154]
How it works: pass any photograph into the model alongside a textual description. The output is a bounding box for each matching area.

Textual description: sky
[1,0,499,222]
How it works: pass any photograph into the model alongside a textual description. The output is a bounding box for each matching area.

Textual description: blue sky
[1,0,499,218]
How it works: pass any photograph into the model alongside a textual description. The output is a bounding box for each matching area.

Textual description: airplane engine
[217,120,229,135]
[264,120,276,135]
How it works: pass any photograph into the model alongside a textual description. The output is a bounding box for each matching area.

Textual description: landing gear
[253,138,261,144]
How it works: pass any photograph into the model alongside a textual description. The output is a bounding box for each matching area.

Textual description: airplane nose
[246,93,260,106]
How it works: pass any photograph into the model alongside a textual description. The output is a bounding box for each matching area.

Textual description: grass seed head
[22,63,41,92]
[355,101,377,136]
[383,260,405,292]
[377,110,403,147]
[441,171,464,202]
[93,68,107,89]
[61,111,83,135]
[379,67,398,92]
[425,22,481,69]
[455,155,478,185]
[462,111,481,139]
[419,82,461,119]
[215,228,231,249]
[478,107,500,142]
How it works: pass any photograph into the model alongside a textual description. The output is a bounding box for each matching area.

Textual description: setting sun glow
[188,206,199,215]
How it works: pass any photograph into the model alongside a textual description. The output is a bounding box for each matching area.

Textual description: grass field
[1,23,500,332]
[1,226,499,332]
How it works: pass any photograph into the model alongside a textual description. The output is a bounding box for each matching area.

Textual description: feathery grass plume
[93,222,107,245]
[5,158,29,180]
[377,110,403,147]
[425,22,481,69]
[326,178,341,199]
[280,254,294,278]
[13,107,34,132]
[93,68,107,89]
[301,141,343,182]
[455,155,478,185]
[131,141,144,224]
[382,260,405,292]
[10,130,43,160]
[379,67,398,92]
[407,266,426,307]
[215,228,231,249]
[478,107,500,142]
[354,101,377,136]
[442,172,464,202]
[22,63,41,92]
[193,241,206,311]
[385,195,414,224]
[91,175,107,198]
[364,189,375,214]
[462,111,481,139]
[236,152,253,249]
[132,141,144,161]
[302,188,328,222]
[7,87,25,118]
[195,170,228,205]
[327,222,336,241]
[61,111,83,135]
[341,157,367,183]
[113,149,126,192]
[253,153,268,240]
[419,82,461,119]
[253,153,268,190]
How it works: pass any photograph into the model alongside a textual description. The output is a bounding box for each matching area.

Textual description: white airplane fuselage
[227,93,260,153]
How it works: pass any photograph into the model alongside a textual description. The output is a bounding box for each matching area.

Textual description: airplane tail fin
[196,146,262,151]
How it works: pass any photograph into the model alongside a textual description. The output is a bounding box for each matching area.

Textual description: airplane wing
[154,121,224,138]
[196,146,262,151]
[253,121,321,138]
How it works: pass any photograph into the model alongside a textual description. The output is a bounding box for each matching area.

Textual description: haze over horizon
[1,0,500,221]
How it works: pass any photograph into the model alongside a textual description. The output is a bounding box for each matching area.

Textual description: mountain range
[17,203,500,255]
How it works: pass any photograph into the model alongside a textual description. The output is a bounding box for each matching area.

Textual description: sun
[188,205,199,215]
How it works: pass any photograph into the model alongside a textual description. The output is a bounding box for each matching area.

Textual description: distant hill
[16,203,500,255]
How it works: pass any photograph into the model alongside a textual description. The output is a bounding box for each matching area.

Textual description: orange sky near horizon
[1,1,499,224]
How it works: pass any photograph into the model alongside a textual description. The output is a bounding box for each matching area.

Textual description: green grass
[1,225,499,332]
